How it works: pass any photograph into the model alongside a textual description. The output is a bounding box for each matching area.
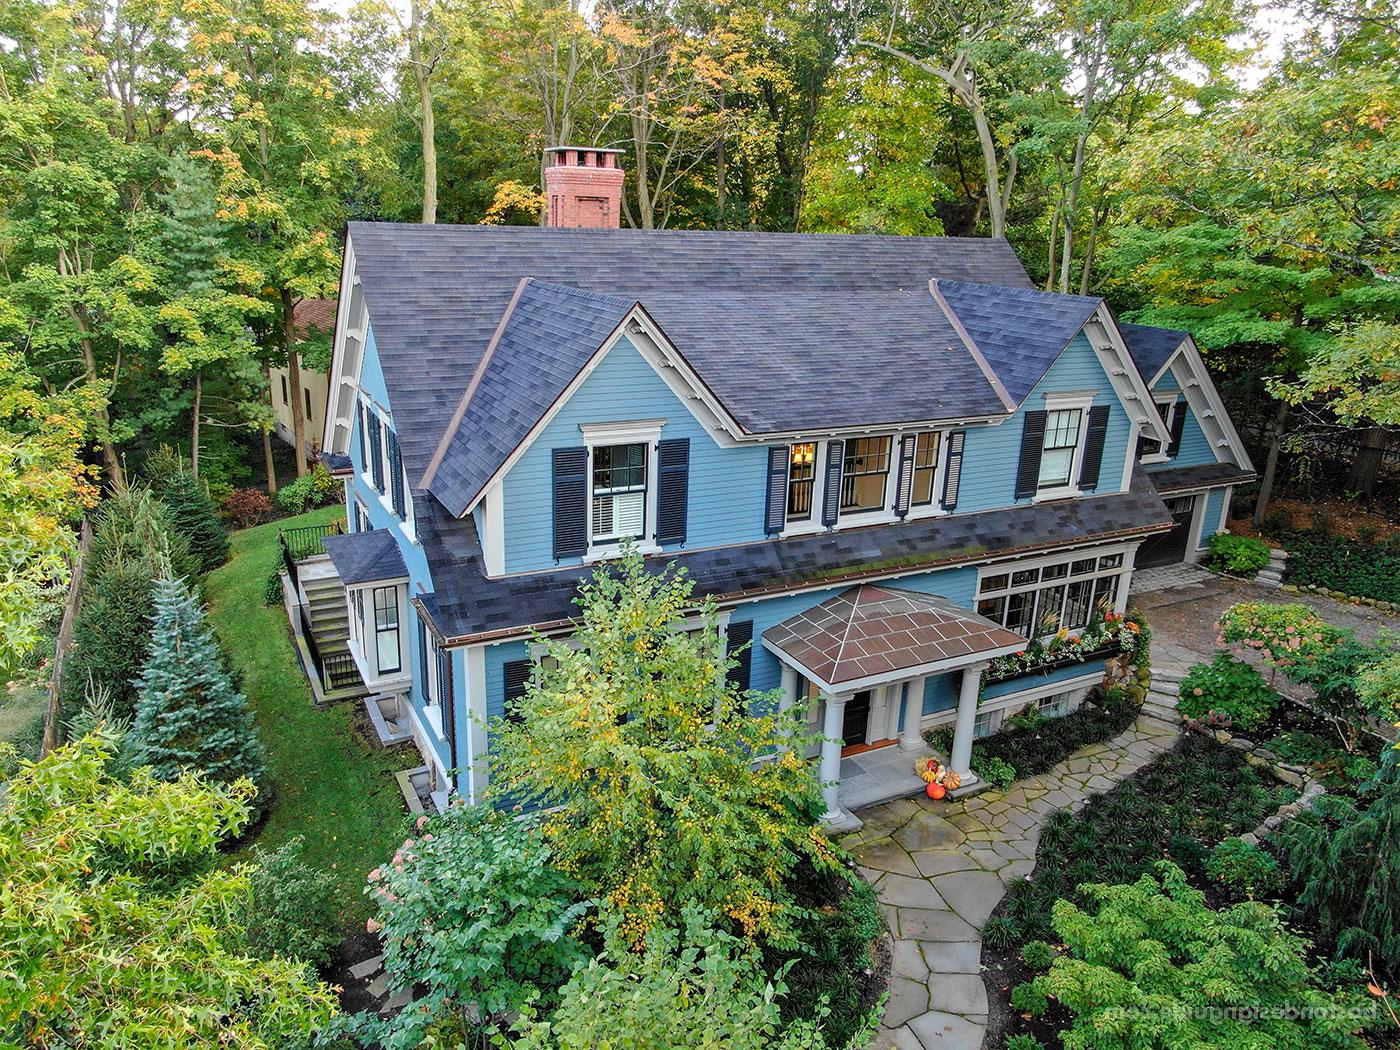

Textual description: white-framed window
[786,442,817,521]
[976,551,1126,635]
[911,431,941,507]
[973,710,999,739]
[841,436,893,514]
[590,442,648,543]
[373,586,401,674]
[1036,691,1072,718]
[1139,395,1178,458]
[1039,408,1083,489]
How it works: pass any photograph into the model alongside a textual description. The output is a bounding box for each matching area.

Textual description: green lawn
[205,505,407,921]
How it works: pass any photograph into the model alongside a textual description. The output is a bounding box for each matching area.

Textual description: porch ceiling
[762,584,1026,692]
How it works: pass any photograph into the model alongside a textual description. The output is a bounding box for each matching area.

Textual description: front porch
[763,584,1028,831]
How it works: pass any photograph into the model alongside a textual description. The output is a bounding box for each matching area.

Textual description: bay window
[841,436,892,513]
[591,442,647,543]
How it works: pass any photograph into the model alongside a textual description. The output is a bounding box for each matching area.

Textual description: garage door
[1137,495,1197,568]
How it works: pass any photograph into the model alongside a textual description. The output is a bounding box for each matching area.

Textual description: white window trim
[581,420,664,561]
[1138,393,1178,464]
[904,430,952,522]
[357,394,417,543]
[346,581,411,688]
[975,544,1133,636]
[1034,393,1094,501]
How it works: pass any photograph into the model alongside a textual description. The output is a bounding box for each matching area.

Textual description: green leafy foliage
[1019,940,1054,972]
[128,576,269,800]
[1036,863,1376,1050]
[504,905,834,1050]
[273,462,341,514]
[1177,651,1280,730]
[1283,530,1400,604]
[241,836,341,970]
[347,805,589,1047]
[0,733,337,1046]
[487,549,834,947]
[1204,532,1271,576]
[145,446,230,572]
[1205,838,1285,900]
[1009,981,1048,1016]
[979,755,1018,789]
[1003,1036,1046,1050]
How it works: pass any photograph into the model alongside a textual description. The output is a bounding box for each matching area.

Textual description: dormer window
[591,442,647,543]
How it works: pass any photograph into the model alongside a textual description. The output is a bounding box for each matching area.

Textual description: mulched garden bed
[1239,693,1386,794]
[980,734,1287,1049]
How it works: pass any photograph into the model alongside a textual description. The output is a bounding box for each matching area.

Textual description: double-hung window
[373,586,401,674]
[786,442,817,521]
[912,432,941,506]
[591,443,647,543]
[841,436,892,513]
[1038,408,1082,489]
[977,552,1127,636]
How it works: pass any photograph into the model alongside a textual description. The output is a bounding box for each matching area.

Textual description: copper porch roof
[762,584,1027,688]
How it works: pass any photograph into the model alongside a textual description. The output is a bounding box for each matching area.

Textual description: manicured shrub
[1177,651,1279,730]
[242,836,341,969]
[128,576,269,800]
[1205,838,1284,899]
[1003,1036,1046,1050]
[345,805,589,1048]
[1284,528,1400,603]
[1204,532,1270,576]
[1036,862,1376,1049]
[1009,981,1048,1017]
[224,487,275,528]
[273,463,340,515]
[145,447,229,572]
[1019,940,1054,972]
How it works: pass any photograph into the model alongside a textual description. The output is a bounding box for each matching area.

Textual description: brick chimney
[543,146,625,229]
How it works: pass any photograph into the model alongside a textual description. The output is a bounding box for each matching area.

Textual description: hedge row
[1283,529,1400,605]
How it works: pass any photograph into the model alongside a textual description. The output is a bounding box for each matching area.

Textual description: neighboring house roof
[1119,322,1188,383]
[762,584,1026,689]
[1147,462,1257,494]
[347,223,1038,497]
[323,529,408,584]
[413,468,1172,645]
[425,280,637,517]
[933,280,1104,405]
[293,298,337,341]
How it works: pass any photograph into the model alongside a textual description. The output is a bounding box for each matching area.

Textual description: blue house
[312,148,1253,828]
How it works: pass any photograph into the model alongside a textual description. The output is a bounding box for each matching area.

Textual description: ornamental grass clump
[486,548,836,948]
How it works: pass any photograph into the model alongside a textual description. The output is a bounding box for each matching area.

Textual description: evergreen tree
[89,482,200,585]
[129,576,269,801]
[145,446,230,571]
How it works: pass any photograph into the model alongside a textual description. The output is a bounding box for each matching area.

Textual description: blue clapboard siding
[1200,488,1226,548]
[500,335,768,573]
[922,673,959,716]
[1174,407,1214,466]
[956,333,1132,512]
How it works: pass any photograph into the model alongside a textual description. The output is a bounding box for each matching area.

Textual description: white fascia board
[1170,337,1255,472]
[323,237,363,455]
[1086,306,1173,445]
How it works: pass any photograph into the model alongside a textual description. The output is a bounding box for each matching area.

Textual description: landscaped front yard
[204,505,407,920]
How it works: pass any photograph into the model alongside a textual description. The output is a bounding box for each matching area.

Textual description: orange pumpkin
[926,781,946,800]
[942,770,962,791]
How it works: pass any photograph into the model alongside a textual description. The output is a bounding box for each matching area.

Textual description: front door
[1137,495,1197,568]
[842,690,871,747]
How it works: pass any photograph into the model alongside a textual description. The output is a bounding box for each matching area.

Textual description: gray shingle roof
[413,468,1172,644]
[425,280,636,517]
[1147,462,1256,493]
[934,280,1103,405]
[347,223,1037,493]
[323,529,409,584]
[1119,322,1188,382]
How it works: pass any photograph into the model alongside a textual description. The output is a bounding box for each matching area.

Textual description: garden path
[840,712,1181,1050]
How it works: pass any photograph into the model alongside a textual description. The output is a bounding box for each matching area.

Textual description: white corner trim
[464,646,488,804]
[482,480,505,576]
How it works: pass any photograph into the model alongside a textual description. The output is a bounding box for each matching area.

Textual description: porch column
[900,676,927,751]
[949,662,987,779]
[777,663,798,743]
[818,691,849,820]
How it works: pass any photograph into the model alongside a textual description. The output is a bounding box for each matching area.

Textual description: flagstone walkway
[840,712,1181,1049]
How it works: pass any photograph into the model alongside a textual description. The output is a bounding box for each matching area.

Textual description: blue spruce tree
[130,576,269,802]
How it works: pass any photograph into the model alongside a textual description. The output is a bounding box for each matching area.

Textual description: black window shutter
[419,618,430,696]
[1167,397,1188,457]
[763,446,789,535]
[440,648,455,765]
[388,430,406,518]
[1014,411,1048,499]
[503,658,531,723]
[895,435,916,517]
[655,437,689,545]
[1078,405,1111,491]
[820,439,844,527]
[354,401,365,471]
[725,620,753,692]
[551,448,588,560]
[941,430,966,510]
[368,414,384,493]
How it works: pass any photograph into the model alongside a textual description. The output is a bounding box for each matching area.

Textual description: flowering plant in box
[985,607,1144,682]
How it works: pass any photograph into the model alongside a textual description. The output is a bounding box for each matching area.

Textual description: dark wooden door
[1137,496,1197,568]
[842,690,871,746]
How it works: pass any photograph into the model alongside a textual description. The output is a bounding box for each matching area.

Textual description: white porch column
[778,664,798,742]
[819,691,849,819]
[900,676,927,751]
[949,662,987,778]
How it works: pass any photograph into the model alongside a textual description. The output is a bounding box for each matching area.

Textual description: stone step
[1152,667,1188,683]
[1146,691,1180,708]
[1142,700,1181,720]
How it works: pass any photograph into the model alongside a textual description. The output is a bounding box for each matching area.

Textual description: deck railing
[279,520,344,595]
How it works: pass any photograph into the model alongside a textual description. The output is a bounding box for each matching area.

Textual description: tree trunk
[262,360,278,493]
[1253,400,1291,527]
[283,290,309,476]
[715,134,726,229]
[190,369,202,478]
[1045,201,1061,291]
[1345,425,1387,499]
[1078,202,1104,296]
[410,0,437,225]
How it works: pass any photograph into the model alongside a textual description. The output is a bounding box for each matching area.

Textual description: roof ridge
[419,276,533,491]
[937,276,1104,306]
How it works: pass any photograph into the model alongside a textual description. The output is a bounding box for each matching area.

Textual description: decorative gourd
[915,757,941,784]
[926,781,946,800]
[942,770,962,791]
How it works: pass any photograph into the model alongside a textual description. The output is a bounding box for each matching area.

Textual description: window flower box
[985,613,1142,683]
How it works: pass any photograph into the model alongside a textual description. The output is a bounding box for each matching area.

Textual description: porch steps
[1257,548,1288,589]
[1141,674,1183,726]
